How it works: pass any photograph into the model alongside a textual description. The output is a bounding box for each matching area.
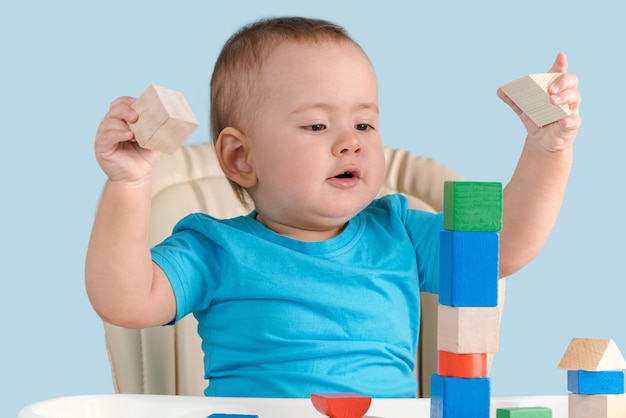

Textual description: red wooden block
[310,393,372,418]
[438,351,488,378]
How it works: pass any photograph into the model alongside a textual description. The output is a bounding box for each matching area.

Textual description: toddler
[86,16,581,398]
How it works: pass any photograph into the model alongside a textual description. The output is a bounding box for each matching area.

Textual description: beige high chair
[102,142,503,398]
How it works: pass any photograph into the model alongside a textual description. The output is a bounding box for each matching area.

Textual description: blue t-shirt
[151,194,442,398]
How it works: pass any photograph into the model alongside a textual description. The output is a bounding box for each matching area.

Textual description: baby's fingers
[551,87,581,114]
[549,73,578,94]
[106,96,138,124]
[548,52,568,74]
[549,73,581,114]
[559,112,582,131]
[96,96,139,151]
[95,118,134,149]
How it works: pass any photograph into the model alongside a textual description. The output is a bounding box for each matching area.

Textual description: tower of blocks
[430,181,502,418]
[129,84,199,154]
[558,338,626,417]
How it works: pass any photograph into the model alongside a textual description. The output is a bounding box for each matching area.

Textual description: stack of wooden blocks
[558,338,626,417]
[430,181,502,418]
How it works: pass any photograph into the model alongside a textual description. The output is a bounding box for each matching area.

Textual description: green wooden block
[496,406,552,418]
[443,181,503,231]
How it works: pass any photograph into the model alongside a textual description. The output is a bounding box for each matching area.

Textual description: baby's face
[246,40,386,241]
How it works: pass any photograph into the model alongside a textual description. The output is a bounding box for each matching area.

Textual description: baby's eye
[304,124,327,132]
[355,123,373,131]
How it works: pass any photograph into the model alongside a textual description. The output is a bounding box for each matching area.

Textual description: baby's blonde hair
[210,16,362,205]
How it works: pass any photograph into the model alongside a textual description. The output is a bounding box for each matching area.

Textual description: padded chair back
[103,142,497,398]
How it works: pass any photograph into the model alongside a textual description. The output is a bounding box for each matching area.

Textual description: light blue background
[2,0,623,416]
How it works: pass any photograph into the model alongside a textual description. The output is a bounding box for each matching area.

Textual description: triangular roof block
[499,73,570,127]
[558,338,626,371]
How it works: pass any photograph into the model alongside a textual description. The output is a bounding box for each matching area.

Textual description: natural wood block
[439,231,499,307]
[443,182,502,232]
[499,73,570,127]
[558,338,626,371]
[129,84,198,154]
[568,393,626,418]
[496,406,552,417]
[568,370,625,395]
[430,374,490,418]
[437,305,501,354]
[438,351,487,378]
[310,393,371,418]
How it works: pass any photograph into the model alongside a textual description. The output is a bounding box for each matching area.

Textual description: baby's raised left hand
[498,52,581,152]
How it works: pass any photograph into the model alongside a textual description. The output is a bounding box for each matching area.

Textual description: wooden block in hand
[438,351,487,378]
[568,393,626,418]
[437,305,501,354]
[499,73,570,127]
[129,84,198,154]
[439,230,499,307]
[558,338,626,371]
[496,406,552,417]
[310,393,371,418]
[443,182,502,232]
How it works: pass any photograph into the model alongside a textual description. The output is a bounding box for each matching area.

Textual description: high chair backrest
[102,142,498,398]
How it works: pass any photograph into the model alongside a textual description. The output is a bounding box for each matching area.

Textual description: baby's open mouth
[335,171,355,179]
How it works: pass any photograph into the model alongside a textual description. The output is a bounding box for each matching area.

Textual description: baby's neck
[254,213,348,242]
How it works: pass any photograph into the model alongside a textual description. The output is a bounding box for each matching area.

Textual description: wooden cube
[129,84,198,154]
[496,406,552,417]
[438,351,487,378]
[443,182,502,232]
[437,305,500,354]
[430,374,490,418]
[499,73,570,127]
[568,370,625,395]
[439,231,499,307]
[568,393,626,418]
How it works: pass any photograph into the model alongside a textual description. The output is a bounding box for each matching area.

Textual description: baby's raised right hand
[94,96,161,184]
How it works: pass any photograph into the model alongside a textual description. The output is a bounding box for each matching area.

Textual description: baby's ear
[215,127,257,188]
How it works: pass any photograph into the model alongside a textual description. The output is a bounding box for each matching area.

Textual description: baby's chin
[295,208,361,234]
[296,198,367,222]
[314,200,372,225]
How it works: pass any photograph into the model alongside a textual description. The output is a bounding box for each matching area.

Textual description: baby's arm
[85,97,176,328]
[498,52,581,278]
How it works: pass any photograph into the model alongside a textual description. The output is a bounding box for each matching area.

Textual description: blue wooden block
[207,415,259,418]
[439,231,499,307]
[567,370,625,394]
[430,374,490,418]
